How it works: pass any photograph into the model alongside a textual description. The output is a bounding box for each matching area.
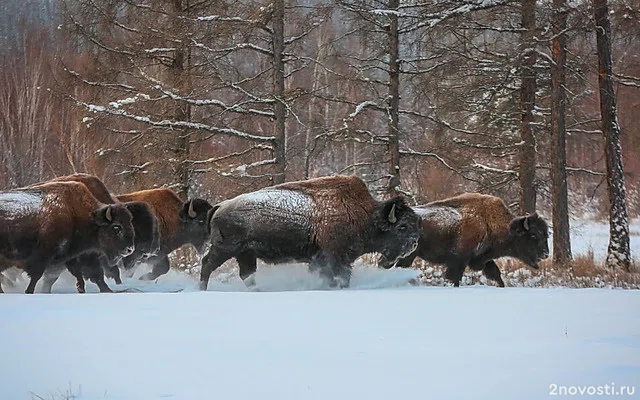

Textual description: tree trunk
[518,0,537,215]
[550,0,572,266]
[172,0,191,198]
[387,0,401,195]
[272,0,287,184]
[594,0,631,271]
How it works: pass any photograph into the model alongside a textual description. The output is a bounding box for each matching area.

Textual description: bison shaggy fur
[0,181,135,293]
[199,175,421,290]
[382,193,549,287]
[32,174,160,293]
[109,188,213,281]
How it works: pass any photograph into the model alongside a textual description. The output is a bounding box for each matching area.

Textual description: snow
[2,221,640,399]
[562,219,640,261]
[348,101,377,118]
[1,272,639,399]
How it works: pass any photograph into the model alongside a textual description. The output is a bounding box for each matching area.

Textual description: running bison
[0,181,135,293]
[380,193,549,287]
[105,188,213,282]
[199,175,422,290]
[36,174,160,293]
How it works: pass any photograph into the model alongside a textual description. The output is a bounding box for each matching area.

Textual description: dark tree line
[0,0,638,269]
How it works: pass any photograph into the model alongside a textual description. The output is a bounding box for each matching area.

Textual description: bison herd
[0,174,549,294]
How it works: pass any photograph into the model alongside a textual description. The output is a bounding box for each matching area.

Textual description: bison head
[178,198,214,252]
[92,204,135,265]
[124,201,160,261]
[508,212,549,269]
[371,197,421,267]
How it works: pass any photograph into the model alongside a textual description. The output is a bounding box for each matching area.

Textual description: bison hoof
[198,281,208,291]
[114,277,123,285]
[497,281,505,288]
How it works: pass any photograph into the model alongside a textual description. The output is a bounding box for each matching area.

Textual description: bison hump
[416,206,461,230]
[231,189,313,221]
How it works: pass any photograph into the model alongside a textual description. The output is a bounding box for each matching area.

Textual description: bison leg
[65,259,86,294]
[121,254,139,278]
[82,257,112,293]
[91,274,112,293]
[139,256,170,281]
[237,253,258,288]
[199,250,231,291]
[41,265,66,294]
[482,260,505,288]
[103,263,122,285]
[311,253,351,289]
[25,267,45,294]
[444,261,467,287]
[331,264,352,288]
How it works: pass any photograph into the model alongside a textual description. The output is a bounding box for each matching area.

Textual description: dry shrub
[412,254,640,289]
[167,248,640,289]
[168,245,202,276]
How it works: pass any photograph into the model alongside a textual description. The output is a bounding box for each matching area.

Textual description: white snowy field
[551,218,640,261]
[1,219,640,399]
[1,282,639,400]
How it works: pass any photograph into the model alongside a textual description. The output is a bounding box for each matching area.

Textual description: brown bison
[199,175,422,290]
[34,174,160,293]
[380,193,549,287]
[0,181,135,293]
[104,188,213,282]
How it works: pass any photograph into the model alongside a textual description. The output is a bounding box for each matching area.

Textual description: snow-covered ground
[537,217,640,262]
[564,218,640,261]
[1,283,639,400]
[1,219,640,399]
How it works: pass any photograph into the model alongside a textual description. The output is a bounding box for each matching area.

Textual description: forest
[1,0,639,271]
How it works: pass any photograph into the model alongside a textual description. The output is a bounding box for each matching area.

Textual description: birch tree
[594,0,631,271]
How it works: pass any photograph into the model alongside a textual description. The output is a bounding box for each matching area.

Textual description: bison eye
[531,234,538,240]
[398,225,407,231]
[112,225,122,234]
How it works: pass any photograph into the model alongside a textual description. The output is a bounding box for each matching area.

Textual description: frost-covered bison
[199,175,422,290]
[106,188,213,282]
[0,181,135,293]
[380,193,549,287]
[35,174,160,293]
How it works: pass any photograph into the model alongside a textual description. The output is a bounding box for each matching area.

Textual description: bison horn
[388,203,397,224]
[105,206,113,222]
[523,215,530,231]
[188,200,197,218]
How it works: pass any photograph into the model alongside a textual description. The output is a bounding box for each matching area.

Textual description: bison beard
[199,175,421,290]
[381,193,550,287]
